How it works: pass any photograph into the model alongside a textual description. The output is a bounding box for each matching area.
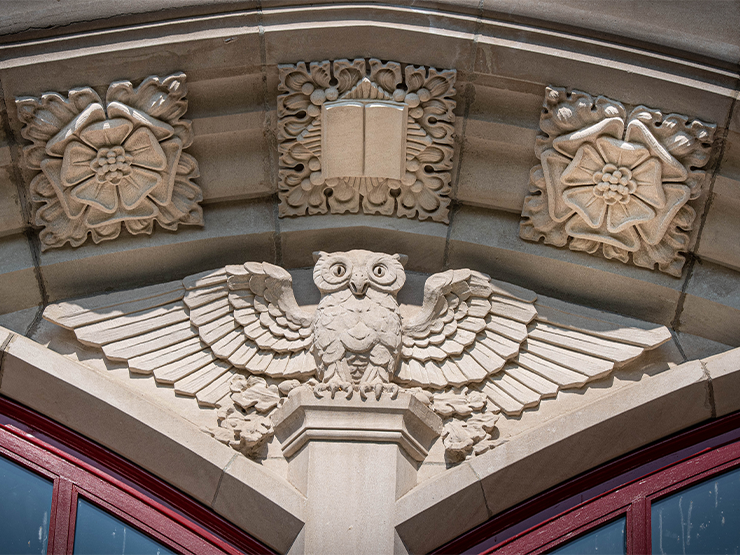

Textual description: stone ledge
[704,347,740,418]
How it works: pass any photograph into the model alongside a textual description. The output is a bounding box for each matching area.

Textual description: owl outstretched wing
[399,269,671,416]
[43,262,317,408]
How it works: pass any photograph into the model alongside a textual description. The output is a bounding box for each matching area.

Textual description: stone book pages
[43,250,671,462]
[277,59,456,222]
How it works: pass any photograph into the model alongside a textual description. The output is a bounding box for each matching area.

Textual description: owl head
[312,250,408,296]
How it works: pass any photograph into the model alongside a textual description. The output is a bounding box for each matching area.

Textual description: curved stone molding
[41,249,670,463]
[0,327,305,554]
[520,85,716,277]
[16,73,203,251]
[395,349,739,554]
[277,59,455,222]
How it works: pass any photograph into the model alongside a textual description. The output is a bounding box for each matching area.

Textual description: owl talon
[359,384,376,400]
[314,381,354,399]
[357,383,399,400]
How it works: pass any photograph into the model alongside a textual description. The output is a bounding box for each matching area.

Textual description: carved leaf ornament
[16,73,203,250]
[277,59,456,222]
[520,86,716,276]
[44,250,671,462]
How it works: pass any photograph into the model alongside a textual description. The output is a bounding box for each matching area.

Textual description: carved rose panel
[16,73,203,250]
[520,86,716,277]
[277,59,456,222]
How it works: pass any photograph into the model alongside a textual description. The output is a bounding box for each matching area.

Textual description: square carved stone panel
[16,73,203,251]
[277,59,456,222]
[520,86,716,277]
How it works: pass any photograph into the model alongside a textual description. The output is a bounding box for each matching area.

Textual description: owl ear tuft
[394,254,409,267]
[312,251,326,263]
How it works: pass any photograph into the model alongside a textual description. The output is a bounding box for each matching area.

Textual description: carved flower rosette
[520,86,715,276]
[277,58,455,222]
[17,73,203,250]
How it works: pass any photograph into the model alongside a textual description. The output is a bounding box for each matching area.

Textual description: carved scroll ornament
[520,86,716,277]
[277,59,456,222]
[17,73,203,250]
[43,249,670,463]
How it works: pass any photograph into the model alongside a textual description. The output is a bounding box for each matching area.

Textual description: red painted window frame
[433,412,740,555]
[0,395,275,555]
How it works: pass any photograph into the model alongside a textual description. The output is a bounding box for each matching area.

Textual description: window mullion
[626,496,649,555]
[49,477,75,555]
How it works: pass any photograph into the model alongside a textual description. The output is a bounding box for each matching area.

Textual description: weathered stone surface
[395,461,491,554]
[0,166,24,237]
[211,454,306,554]
[0,235,42,314]
[697,172,740,271]
[680,261,740,348]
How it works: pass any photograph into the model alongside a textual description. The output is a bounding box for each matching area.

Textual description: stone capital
[272,388,443,462]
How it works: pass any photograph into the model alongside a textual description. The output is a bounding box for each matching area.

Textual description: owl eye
[373,264,386,278]
[332,264,347,277]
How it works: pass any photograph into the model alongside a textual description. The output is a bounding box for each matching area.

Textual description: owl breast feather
[312,289,402,365]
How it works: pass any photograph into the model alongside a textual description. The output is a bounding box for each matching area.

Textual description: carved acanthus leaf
[230,375,281,413]
[203,404,275,458]
[520,85,716,277]
[277,58,455,222]
[430,389,487,417]
[441,408,499,462]
[17,73,203,250]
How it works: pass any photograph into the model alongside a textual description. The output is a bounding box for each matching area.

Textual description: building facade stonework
[0,1,738,554]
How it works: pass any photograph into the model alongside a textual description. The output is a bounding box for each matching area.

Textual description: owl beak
[349,277,369,297]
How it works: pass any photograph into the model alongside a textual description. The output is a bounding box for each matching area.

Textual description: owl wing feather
[43,262,317,409]
[399,270,671,416]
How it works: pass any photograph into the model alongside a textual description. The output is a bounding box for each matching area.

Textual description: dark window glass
[73,498,175,555]
[548,517,626,555]
[652,465,740,554]
[0,455,53,555]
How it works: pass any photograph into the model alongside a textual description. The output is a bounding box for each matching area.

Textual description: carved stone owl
[311,250,407,386]
[45,249,670,412]
[44,249,671,465]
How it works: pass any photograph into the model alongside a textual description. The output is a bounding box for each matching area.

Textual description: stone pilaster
[272,388,442,555]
